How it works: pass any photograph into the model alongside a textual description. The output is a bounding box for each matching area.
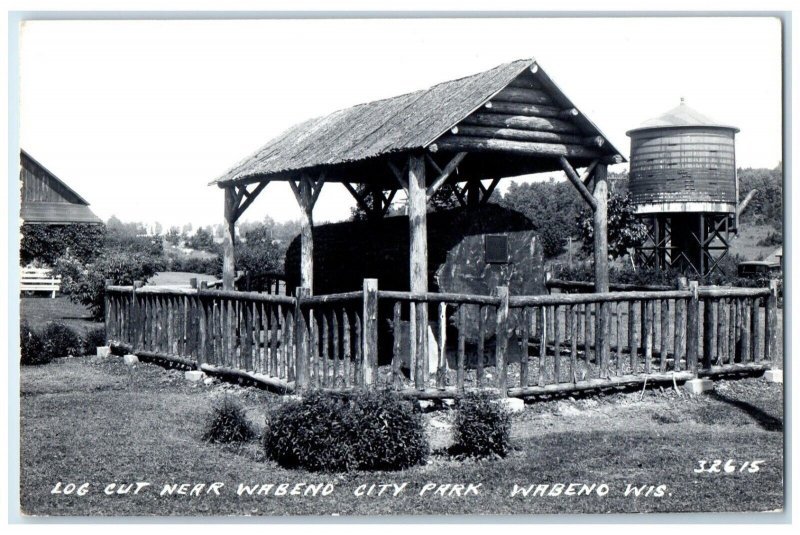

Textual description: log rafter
[559,156,598,212]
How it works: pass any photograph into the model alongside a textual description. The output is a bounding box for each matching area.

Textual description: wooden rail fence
[105,278,780,398]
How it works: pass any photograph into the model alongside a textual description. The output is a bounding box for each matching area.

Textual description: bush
[20,321,48,366]
[452,392,512,458]
[53,249,162,321]
[263,390,428,472]
[20,223,106,266]
[41,322,84,360]
[203,396,256,444]
[83,327,107,351]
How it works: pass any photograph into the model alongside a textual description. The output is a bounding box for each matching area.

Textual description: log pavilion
[210,58,625,309]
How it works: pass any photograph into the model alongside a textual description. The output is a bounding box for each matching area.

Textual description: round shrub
[20,321,48,366]
[41,322,84,360]
[263,390,428,472]
[203,395,256,444]
[453,392,512,458]
[83,327,107,351]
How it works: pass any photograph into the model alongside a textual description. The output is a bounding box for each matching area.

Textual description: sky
[17,17,783,228]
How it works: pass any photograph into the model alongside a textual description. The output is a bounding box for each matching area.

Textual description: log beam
[494,87,552,105]
[462,113,579,134]
[433,136,603,160]
[559,156,598,210]
[484,101,562,117]
[426,152,467,198]
[454,125,591,146]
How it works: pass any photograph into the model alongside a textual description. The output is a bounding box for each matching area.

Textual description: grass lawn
[19,356,784,517]
[729,223,781,262]
[20,296,102,332]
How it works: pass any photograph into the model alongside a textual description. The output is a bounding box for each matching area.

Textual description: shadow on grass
[708,391,783,432]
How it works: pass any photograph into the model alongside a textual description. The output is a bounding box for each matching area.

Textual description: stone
[764,369,783,384]
[683,378,713,395]
[184,370,205,382]
[429,418,452,429]
[96,346,111,357]
[492,397,525,413]
[123,354,139,366]
[417,400,435,411]
[203,377,215,385]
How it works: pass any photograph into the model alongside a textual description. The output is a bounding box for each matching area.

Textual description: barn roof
[20,149,103,225]
[212,58,624,186]
[627,100,739,134]
[21,202,104,225]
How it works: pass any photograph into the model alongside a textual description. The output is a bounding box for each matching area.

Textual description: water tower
[626,99,739,277]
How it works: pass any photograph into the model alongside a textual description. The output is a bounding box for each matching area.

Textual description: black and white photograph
[9,10,788,520]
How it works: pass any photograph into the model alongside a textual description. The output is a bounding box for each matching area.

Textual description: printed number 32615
[694,460,764,474]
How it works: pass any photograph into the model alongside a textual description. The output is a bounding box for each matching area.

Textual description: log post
[294,286,311,390]
[407,153,429,388]
[765,279,779,365]
[222,186,237,290]
[593,164,609,293]
[362,279,379,388]
[298,179,315,294]
[494,286,509,396]
[687,281,700,374]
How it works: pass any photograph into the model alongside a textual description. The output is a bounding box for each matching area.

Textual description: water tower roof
[626,100,739,135]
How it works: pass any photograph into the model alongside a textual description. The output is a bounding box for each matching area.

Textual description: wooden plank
[354,309,363,387]
[615,302,623,375]
[741,298,751,363]
[310,310,320,387]
[477,305,486,388]
[629,300,637,373]
[585,302,593,372]
[687,282,700,374]
[409,301,417,389]
[437,302,448,390]
[322,310,330,387]
[294,288,310,389]
[702,299,714,370]
[644,300,653,374]
[332,308,341,386]
[520,307,530,388]
[752,297,762,362]
[765,280,779,363]
[552,305,561,383]
[658,299,671,372]
[457,305,466,393]
[242,298,253,371]
[270,304,279,377]
[571,305,579,382]
[392,302,402,389]
[343,308,352,387]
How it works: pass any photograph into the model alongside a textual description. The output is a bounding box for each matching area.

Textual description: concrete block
[418,400,435,411]
[123,354,139,366]
[184,370,205,382]
[683,378,713,395]
[96,346,111,357]
[492,397,525,413]
[764,369,783,384]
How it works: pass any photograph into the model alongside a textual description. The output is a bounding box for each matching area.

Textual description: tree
[497,177,585,258]
[187,226,217,253]
[165,226,182,245]
[20,223,106,266]
[577,190,648,260]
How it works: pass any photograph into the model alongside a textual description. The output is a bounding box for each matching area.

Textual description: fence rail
[105,278,780,398]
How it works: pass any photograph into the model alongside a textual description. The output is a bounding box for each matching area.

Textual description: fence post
[104,279,113,342]
[765,279,779,365]
[362,279,378,388]
[494,286,509,396]
[687,281,700,374]
[132,281,144,350]
[702,292,714,371]
[294,287,311,390]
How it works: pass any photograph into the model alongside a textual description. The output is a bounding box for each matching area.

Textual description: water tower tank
[626,100,740,276]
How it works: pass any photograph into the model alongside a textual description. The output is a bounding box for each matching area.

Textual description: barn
[20,149,102,226]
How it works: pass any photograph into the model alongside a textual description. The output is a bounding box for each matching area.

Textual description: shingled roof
[212,58,623,186]
[627,99,739,134]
